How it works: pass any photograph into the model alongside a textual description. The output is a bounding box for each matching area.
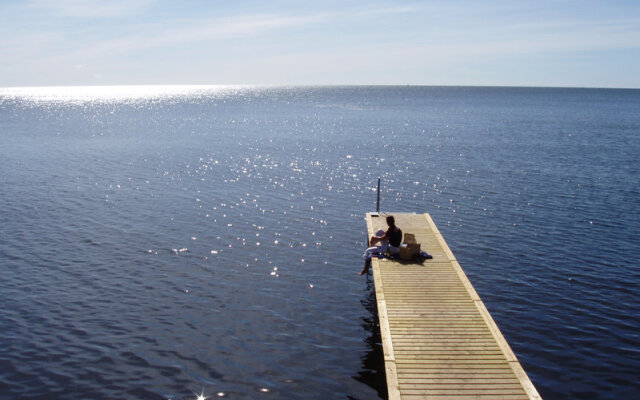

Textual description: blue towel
[374,251,432,261]
[419,250,433,260]
[373,253,398,260]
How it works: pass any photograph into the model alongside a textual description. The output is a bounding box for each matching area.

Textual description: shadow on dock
[352,275,388,400]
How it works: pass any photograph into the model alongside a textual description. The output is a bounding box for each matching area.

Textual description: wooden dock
[366,212,541,400]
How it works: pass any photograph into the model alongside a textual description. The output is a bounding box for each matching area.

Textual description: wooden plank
[401,389,529,396]
[398,376,522,382]
[366,212,541,400]
[398,369,520,375]
[400,396,528,400]
[400,395,528,398]
[372,243,400,400]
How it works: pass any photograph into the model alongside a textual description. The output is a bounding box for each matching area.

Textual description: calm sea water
[0,86,638,399]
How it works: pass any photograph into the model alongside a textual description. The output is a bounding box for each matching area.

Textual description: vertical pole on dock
[376,178,381,213]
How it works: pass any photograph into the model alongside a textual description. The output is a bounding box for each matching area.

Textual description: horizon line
[1,83,639,91]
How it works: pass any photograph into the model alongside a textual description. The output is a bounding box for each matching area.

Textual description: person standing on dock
[359,215,402,275]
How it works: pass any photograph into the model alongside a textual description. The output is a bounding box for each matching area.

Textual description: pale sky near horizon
[1,0,639,88]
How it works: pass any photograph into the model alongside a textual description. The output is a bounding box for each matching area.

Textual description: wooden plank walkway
[366,212,541,400]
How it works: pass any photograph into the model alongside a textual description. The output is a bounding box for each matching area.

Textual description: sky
[1,0,639,88]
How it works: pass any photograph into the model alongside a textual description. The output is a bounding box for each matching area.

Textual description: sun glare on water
[0,85,252,103]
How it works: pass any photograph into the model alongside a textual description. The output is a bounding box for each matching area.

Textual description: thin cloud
[357,6,417,16]
[77,13,329,56]
[27,0,153,18]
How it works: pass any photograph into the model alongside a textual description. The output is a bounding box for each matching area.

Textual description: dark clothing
[386,227,403,247]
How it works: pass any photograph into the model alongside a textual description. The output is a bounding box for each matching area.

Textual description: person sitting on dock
[359,215,402,275]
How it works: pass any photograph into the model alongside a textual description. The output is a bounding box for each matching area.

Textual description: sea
[0,85,638,400]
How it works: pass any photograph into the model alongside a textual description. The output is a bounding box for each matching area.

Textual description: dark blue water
[1,86,638,399]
